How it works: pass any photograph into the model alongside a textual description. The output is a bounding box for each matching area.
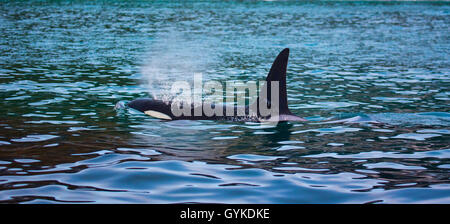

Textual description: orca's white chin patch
[144,110,172,120]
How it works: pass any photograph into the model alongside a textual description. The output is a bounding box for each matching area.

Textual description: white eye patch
[144,110,172,120]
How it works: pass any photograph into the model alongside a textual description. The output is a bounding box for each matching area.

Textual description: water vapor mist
[140,31,217,102]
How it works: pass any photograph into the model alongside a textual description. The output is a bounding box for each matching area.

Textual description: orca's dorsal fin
[257,48,292,115]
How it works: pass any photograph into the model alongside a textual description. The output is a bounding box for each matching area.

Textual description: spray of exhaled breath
[140,31,216,103]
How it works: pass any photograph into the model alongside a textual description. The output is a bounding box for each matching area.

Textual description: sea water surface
[0,0,449,203]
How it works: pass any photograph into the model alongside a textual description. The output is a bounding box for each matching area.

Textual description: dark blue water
[0,0,449,203]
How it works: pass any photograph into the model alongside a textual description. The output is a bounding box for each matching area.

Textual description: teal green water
[0,1,449,203]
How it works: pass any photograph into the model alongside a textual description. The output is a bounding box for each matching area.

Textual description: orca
[127,48,306,122]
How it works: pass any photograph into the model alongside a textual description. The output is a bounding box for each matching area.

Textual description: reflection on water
[0,1,449,203]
